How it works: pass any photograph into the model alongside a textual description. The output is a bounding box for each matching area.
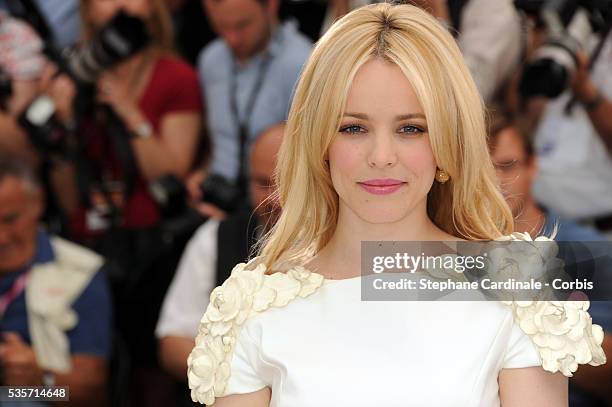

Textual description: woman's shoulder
[155,54,197,73]
[495,232,606,376]
[151,54,199,87]
[200,259,325,326]
[503,300,607,376]
[187,258,324,404]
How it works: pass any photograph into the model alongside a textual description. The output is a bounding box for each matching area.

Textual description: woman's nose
[367,133,397,168]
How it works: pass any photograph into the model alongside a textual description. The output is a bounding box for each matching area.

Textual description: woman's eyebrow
[343,112,426,120]
[395,113,426,120]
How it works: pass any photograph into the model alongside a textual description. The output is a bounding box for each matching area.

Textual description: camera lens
[520,58,570,99]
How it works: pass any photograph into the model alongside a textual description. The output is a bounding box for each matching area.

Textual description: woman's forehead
[342,59,425,119]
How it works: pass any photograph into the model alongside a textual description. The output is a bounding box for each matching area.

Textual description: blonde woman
[187,3,606,406]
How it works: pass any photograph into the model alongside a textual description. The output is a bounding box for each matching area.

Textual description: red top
[69,56,203,241]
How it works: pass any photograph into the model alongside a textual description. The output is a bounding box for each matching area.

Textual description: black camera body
[516,0,611,100]
[64,12,150,85]
[200,174,245,214]
[14,9,151,156]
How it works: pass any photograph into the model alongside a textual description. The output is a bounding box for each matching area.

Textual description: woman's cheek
[399,142,436,174]
[331,139,363,168]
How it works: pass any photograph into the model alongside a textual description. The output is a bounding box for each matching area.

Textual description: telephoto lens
[518,0,611,100]
[66,11,151,83]
[16,10,151,156]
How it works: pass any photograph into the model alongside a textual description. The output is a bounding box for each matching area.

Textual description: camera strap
[564,26,611,115]
[0,272,29,320]
[105,107,138,198]
[230,51,273,196]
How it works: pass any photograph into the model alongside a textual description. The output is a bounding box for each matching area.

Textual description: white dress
[187,239,607,406]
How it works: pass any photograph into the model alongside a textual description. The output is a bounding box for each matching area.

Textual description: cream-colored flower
[232,263,266,293]
[487,233,564,301]
[288,266,325,297]
[187,259,325,405]
[252,284,276,312]
[188,334,227,404]
[505,300,607,376]
[206,275,254,334]
[262,272,301,307]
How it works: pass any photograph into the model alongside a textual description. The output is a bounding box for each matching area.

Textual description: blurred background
[0,0,610,405]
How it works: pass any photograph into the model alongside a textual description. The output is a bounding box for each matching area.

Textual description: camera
[199,174,245,213]
[14,9,151,155]
[149,174,209,239]
[63,12,150,84]
[516,0,612,100]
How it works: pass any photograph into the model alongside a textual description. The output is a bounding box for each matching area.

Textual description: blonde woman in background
[187,3,606,406]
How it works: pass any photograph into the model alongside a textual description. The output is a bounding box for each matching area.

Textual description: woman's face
[86,0,152,30]
[328,58,437,224]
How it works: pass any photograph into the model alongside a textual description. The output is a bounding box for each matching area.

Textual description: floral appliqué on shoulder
[498,232,607,377]
[187,261,324,405]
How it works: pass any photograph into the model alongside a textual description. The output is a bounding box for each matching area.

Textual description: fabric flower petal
[187,260,325,405]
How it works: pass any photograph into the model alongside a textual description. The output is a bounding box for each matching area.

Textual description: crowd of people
[0,0,610,406]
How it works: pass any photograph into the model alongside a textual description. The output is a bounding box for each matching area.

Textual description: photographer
[196,0,311,218]
[37,1,204,404]
[487,107,612,406]
[42,0,203,242]
[156,123,283,386]
[531,30,612,232]
[0,154,111,407]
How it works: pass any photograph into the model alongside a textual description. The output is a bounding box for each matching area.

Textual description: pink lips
[357,179,406,195]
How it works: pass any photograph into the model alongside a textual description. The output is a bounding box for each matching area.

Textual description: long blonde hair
[256,3,513,271]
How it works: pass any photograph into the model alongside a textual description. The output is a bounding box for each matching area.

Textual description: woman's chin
[353,206,412,225]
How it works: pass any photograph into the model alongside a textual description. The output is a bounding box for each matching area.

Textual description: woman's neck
[310,203,452,279]
[110,48,154,83]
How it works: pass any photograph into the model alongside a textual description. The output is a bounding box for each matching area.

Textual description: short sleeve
[156,219,220,339]
[67,267,113,358]
[161,58,203,114]
[188,262,323,404]
[224,325,268,395]
[502,318,541,369]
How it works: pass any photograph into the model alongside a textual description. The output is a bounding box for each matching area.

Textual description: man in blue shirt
[197,0,311,215]
[488,110,612,406]
[0,155,111,406]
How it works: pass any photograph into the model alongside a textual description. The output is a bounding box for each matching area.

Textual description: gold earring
[435,169,450,183]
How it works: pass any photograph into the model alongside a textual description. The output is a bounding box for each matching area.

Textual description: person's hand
[0,332,43,386]
[186,168,207,203]
[39,62,77,124]
[97,72,140,123]
[571,50,599,103]
[193,201,228,220]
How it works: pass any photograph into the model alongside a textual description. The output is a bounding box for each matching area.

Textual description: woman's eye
[339,125,365,134]
[399,125,425,134]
